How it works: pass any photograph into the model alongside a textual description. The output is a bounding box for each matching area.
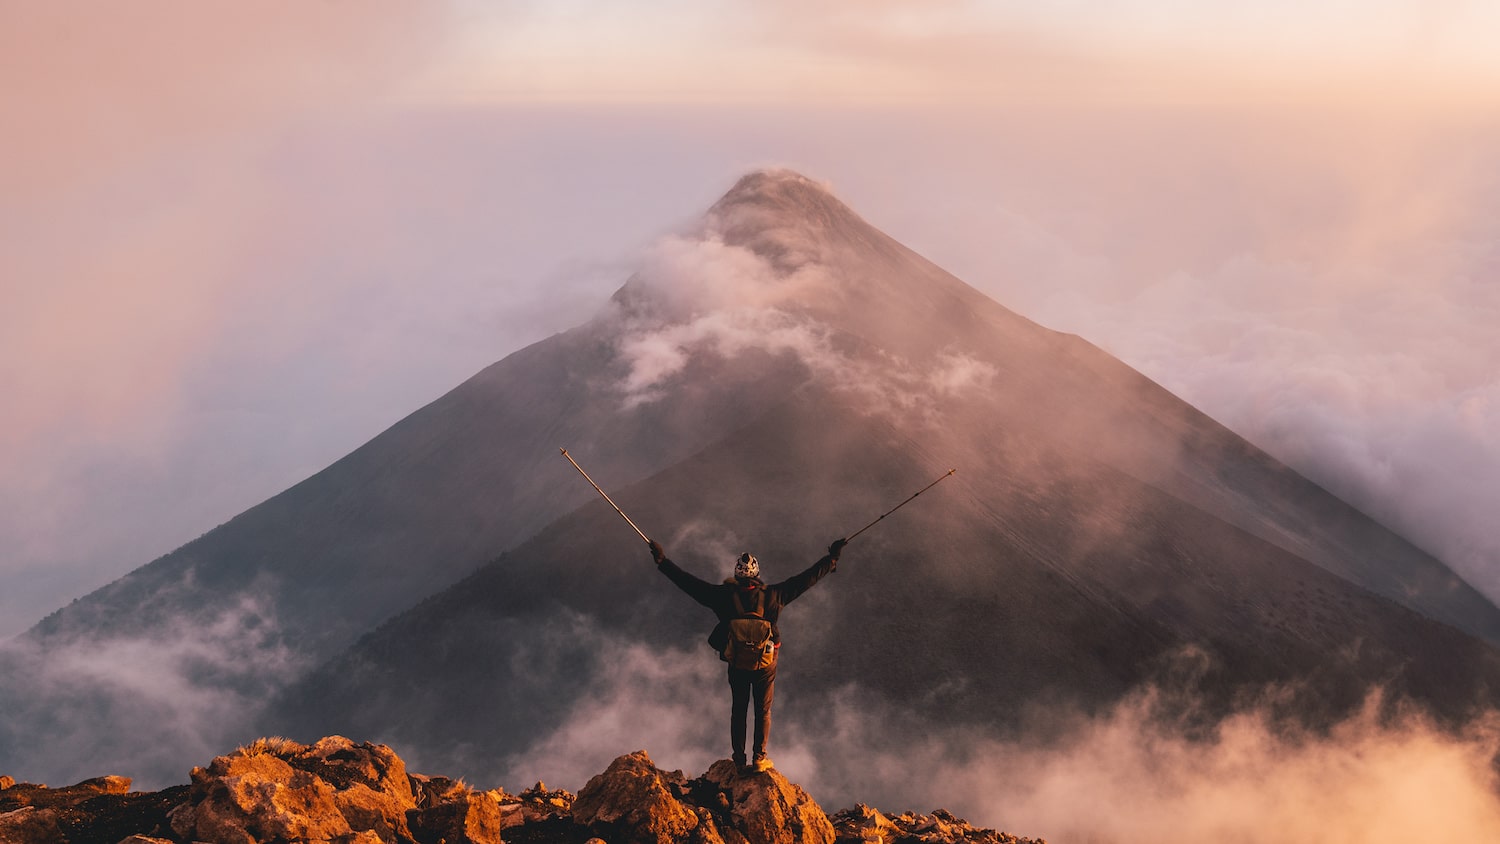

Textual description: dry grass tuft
[237,736,307,758]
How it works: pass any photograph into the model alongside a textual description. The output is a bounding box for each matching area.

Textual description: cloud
[611,227,996,415]
[440,1,1500,107]
[479,621,1500,843]
[500,638,724,790]
[898,110,1500,606]
[0,578,309,788]
[1023,243,1500,602]
[908,693,1500,844]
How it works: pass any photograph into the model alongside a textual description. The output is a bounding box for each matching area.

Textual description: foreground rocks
[1,739,1044,844]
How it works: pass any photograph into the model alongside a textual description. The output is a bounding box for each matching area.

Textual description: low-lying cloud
[501,639,724,790]
[970,698,1500,844]
[0,582,308,788]
[505,631,1500,843]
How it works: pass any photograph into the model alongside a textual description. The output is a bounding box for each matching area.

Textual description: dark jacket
[657,552,838,646]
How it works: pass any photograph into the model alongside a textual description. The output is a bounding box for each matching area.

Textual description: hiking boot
[732,753,749,774]
[752,754,774,773]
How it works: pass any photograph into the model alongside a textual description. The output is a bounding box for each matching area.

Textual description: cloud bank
[499,626,1500,844]
[0,581,308,786]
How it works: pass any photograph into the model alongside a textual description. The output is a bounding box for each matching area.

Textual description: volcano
[5,170,1499,806]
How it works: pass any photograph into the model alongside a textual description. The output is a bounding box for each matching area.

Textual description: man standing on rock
[648,538,846,774]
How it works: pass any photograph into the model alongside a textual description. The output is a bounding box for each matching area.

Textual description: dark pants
[728,663,776,759]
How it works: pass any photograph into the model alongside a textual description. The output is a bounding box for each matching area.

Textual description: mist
[0,581,307,785]
[488,625,1500,844]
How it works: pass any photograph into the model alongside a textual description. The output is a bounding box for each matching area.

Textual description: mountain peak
[699,168,894,283]
[710,169,852,231]
[715,168,836,205]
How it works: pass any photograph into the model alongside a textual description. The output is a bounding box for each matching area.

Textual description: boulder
[409,773,472,809]
[497,781,575,829]
[0,775,15,790]
[0,806,64,844]
[169,748,353,843]
[170,736,423,843]
[291,736,418,843]
[697,760,836,844]
[573,751,703,844]
[406,792,504,844]
[829,804,900,844]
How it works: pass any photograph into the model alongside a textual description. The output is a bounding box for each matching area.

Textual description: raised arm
[773,538,847,606]
[650,540,721,610]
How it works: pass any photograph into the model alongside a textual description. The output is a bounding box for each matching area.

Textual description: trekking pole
[845,469,956,542]
[559,448,651,545]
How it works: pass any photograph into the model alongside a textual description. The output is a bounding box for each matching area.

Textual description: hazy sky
[3,1,1499,638]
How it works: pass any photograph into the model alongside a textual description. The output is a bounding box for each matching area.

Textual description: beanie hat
[734,552,759,579]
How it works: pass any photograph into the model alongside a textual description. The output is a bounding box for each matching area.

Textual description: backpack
[722,587,777,670]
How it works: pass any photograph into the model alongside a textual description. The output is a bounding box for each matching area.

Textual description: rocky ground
[0,737,1044,844]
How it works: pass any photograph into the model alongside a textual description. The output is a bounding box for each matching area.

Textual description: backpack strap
[730,586,764,618]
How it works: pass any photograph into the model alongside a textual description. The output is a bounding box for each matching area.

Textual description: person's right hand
[648,540,666,564]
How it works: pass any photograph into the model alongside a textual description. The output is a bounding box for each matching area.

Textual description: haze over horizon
[4,2,1498,648]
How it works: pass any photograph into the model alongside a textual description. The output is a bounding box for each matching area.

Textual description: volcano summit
[4,170,1499,814]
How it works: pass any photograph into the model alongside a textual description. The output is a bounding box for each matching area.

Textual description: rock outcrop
[3,738,1043,844]
[0,805,65,844]
[573,749,836,844]
[573,751,704,844]
[831,805,1045,844]
[0,775,132,810]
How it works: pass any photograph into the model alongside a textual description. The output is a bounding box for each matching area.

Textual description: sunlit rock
[0,806,63,844]
[407,791,504,844]
[698,758,835,844]
[573,750,703,844]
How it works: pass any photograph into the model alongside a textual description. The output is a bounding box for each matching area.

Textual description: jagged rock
[846,808,1046,844]
[497,781,575,829]
[291,736,419,843]
[697,760,836,844]
[829,804,900,843]
[0,806,64,844]
[409,772,473,808]
[573,752,834,844]
[407,792,504,844]
[0,775,15,790]
[170,750,353,843]
[573,751,702,844]
[0,774,132,811]
[169,736,423,843]
[10,739,1046,844]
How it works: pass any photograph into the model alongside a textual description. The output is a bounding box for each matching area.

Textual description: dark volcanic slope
[269,172,1500,805]
[274,381,1500,808]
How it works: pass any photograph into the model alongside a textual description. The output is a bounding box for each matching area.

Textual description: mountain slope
[267,172,1500,807]
[5,169,1496,794]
